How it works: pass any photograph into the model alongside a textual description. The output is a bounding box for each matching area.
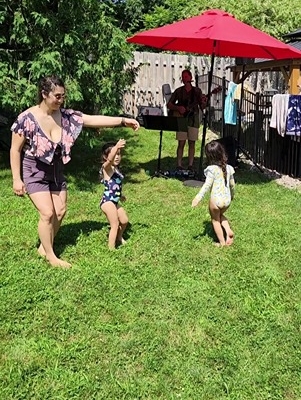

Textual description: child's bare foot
[226,231,234,246]
[214,242,226,247]
[37,244,46,257]
[47,256,71,269]
[117,237,127,246]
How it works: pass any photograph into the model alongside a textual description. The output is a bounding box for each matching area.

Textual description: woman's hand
[13,179,26,196]
[123,117,140,131]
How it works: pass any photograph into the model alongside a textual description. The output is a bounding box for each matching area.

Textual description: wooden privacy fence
[122,51,286,117]
[123,51,233,117]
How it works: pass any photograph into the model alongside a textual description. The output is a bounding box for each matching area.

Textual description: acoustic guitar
[169,86,222,118]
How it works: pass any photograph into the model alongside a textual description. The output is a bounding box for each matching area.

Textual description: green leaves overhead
[141,0,301,40]
[0,0,134,115]
[1,0,301,116]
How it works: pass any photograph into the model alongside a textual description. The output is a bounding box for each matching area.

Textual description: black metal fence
[201,75,301,178]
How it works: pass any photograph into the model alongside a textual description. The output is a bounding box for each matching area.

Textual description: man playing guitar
[167,69,220,171]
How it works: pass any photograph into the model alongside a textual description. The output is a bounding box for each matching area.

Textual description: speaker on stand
[215,136,238,168]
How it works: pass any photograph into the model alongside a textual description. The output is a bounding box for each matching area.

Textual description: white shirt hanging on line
[270,94,289,137]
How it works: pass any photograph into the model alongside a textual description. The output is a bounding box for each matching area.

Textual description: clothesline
[223,84,301,138]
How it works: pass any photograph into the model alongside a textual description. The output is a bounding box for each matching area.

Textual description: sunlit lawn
[1,126,301,399]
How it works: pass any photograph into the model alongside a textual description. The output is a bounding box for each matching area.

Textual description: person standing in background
[167,69,206,171]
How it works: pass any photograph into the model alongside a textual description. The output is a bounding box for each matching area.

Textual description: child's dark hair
[38,75,65,103]
[99,142,116,179]
[101,142,116,162]
[205,140,228,185]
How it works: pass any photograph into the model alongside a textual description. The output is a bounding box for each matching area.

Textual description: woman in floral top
[10,75,139,268]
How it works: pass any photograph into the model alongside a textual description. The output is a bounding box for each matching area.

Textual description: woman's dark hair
[38,75,65,102]
[205,140,228,185]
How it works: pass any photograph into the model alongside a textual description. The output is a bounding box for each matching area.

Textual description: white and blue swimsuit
[196,164,235,208]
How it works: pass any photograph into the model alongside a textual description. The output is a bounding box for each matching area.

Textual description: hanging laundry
[224,81,237,125]
[286,95,301,136]
[270,94,289,137]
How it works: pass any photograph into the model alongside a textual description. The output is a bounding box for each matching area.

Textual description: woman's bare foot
[226,231,234,246]
[47,256,71,269]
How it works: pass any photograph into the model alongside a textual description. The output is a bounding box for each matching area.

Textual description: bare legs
[176,140,186,168]
[101,202,128,249]
[187,140,195,168]
[176,139,196,168]
[221,214,234,245]
[209,200,234,246]
[29,190,70,268]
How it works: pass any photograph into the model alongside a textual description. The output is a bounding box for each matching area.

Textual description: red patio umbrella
[127,9,301,178]
[127,9,301,59]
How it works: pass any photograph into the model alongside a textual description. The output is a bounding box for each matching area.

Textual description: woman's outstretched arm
[82,114,139,131]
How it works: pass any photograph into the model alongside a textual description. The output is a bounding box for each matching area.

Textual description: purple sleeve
[10,111,31,137]
[62,109,84,140]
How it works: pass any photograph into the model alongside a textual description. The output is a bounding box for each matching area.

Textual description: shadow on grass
[138,156,275,190]
[234,162,272,185]
[53,220,149,254]
[138,155,176,175]
[138,155,202,181]
[138,154,273,187]
[53,220,106,255]
[193,220,216,242]
[122,221,150,240]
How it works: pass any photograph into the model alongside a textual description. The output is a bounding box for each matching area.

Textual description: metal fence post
[254,92,261,164]
[221,76,226,137]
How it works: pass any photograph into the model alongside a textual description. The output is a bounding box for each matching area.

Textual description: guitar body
[168,86,221,118]
[168,109,183,118]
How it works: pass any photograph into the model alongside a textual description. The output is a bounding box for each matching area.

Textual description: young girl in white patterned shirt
[192,140,235,246]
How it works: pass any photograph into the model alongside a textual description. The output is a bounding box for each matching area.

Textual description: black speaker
[235,57,255,65]
[216,136,237,167]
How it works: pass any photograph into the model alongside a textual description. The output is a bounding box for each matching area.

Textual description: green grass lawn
[1,127,301,399]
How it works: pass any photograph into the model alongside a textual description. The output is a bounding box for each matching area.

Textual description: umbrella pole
[198,52,215,180]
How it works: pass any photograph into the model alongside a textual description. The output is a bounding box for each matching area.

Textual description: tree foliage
[0,0,135,115]
[2,0,301,116]
[101,0,165,32]
[142,0,301,40]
